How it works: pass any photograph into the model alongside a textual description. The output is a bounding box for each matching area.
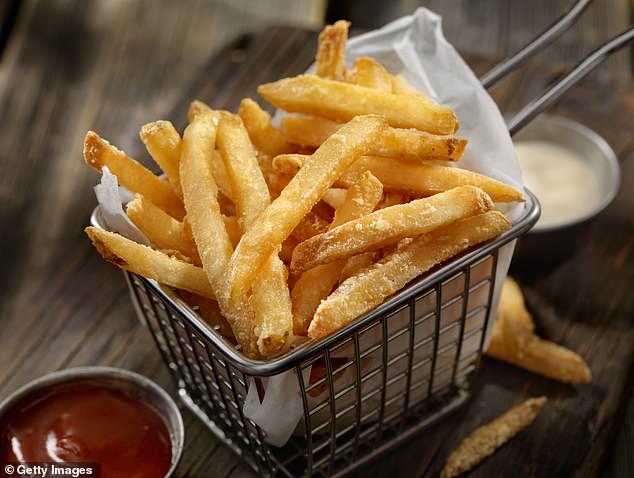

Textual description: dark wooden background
[0,1,632,477]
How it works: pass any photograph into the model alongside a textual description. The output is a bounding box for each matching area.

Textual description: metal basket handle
[506,27,634,135]
[480,0,593,89]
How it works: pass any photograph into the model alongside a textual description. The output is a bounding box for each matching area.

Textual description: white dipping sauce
[514,141,601,228]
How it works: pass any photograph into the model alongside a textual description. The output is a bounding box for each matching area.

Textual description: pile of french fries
[84,21,524,359]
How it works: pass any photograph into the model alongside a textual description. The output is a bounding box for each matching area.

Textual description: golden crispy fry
[441,397,547,478]
[222,215,242,248]
[83,131,185,219]
[187,99,230,123]
[126,194,200,265]
[321,188,348,210]
[341,156,523,202]
[217,113,292,355]
[238,98,292,156]
[291,186,493,273]
[217,114,271,229]
[485,278,592,384]
[139,120,182,197]
[315,20,350,80]
[274,154,523,203]
[280,114,466,161]
[227,115,386,300]
[331,171,384,227]
[308,211,511,339]
[178,291,235,341]
[348,56,392,92]
[180,112,257,356]
[390,74,423,96]
[291,171,383,335]
[209,150,235,201]
[379,192,410,209]
[258,75,458,134]
[290,211,330,242]
[85,227,213,299]
[339,251,379,283]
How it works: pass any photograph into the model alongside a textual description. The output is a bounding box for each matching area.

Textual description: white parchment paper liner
[94,7,523,448]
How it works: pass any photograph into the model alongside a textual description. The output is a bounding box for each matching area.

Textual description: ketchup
[0,384,172,478]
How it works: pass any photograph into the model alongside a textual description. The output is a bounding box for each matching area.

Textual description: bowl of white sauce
[512,115,620,264]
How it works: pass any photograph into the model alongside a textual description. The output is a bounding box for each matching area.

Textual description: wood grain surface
[0,2,632,477]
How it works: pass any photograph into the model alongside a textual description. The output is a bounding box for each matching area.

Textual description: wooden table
[1,4,632,478]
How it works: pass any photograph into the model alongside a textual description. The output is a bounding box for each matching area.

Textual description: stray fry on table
[485,278,592,384]
[441,397,547,478]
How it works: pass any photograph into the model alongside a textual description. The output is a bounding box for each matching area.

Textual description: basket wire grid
[92,190,539,478]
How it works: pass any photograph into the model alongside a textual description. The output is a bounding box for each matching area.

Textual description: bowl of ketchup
[0,367,184,478]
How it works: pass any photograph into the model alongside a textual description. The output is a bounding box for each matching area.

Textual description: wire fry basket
[90,191,539,478]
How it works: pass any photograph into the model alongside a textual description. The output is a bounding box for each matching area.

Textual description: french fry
[441,397,547,478]
[217,113,292,355]
[290,211,330,242]
[180,111,257,356]
[321,188,348,210]
[139,120,182,197]
[291,171,383,335]
[85,227,214,299]
[315,20,350,80]
[341,156,523,202]
[258,75,458,134]
[348,56,392,92]
[391,74,423,96]
[308,211,511,339]
[238,98,292,156]
[187,99,230,123]
[126,194,200,265]
[339,251,379,283]
[273,154,523,203]
[291,186,494,274]
[83,131,185,219]
[281,114,466,161]
[209,150,235,201]
[222,215,242,248]
[227,115,386,300]
[217,114,271,230]
[485,278,592,384]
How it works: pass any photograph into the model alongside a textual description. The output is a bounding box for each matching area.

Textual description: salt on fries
[441,397,547,478]
[84,21,523,359]
[485,278,591,384]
